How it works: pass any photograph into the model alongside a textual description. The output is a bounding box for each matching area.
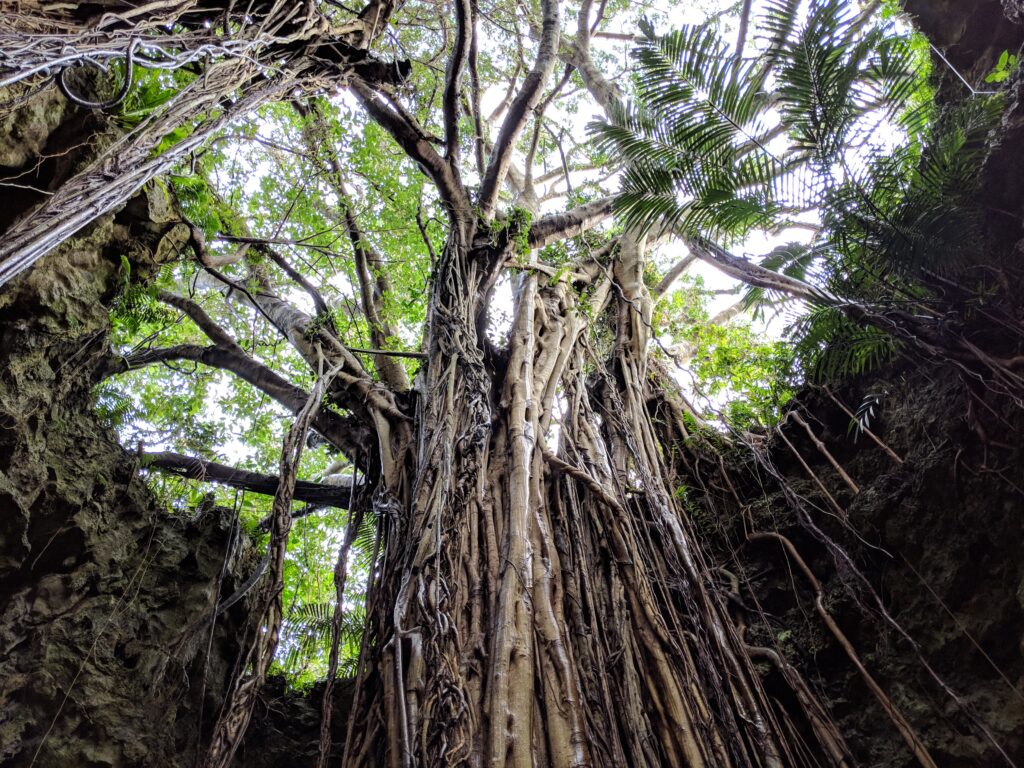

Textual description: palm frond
[790,306,902,381]
[594,0,927,244]
[279,600,366,679]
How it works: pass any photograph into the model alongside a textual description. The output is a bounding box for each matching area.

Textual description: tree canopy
[3,0,1022,765]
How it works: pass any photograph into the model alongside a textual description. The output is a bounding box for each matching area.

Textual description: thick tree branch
[142,451,358,506]
[527,196,616,249]
[349,77,467,212]
[443,0,473,164]
[178,189,402,415]
[106,344,371,460]
[468,0,486,176]
[477,0,560,216]
[560,6,622,113]
[0,60,296,288]
[198,244,408,425]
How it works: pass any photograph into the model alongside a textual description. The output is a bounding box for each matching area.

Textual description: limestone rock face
[0,90,248,768]
[0,85,66,170]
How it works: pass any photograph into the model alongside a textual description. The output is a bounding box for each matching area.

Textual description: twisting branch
[56,38,137,109]
[142,451,358,506]
[476,0,561,216]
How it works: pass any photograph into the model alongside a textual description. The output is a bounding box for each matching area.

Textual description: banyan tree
[2,0,1023,766]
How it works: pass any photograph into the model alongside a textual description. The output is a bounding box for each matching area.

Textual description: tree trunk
[4,2,1022,766]
[340,228,830,767]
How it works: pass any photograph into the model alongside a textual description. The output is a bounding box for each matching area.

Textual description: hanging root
[748,531,938,768]
[203,359,342,768]
[317,491,366,768]
[787,412,859,494]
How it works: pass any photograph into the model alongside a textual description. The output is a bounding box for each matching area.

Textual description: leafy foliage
[849,390,883,439]
[653,274,796,428]
[278,600,366,686]
[600,0,1005,382]
[985,49,1019,84]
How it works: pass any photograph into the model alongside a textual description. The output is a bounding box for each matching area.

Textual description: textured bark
[337,222,828,767]
[2,1,1024,767]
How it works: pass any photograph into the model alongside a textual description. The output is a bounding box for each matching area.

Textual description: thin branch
[749,532,938,768]
[523,63,574,193]
[256,241,334,320]
[348,346,427,359]
[486,59,522,124]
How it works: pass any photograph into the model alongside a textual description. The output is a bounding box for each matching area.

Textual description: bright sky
[144,0,917,462]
